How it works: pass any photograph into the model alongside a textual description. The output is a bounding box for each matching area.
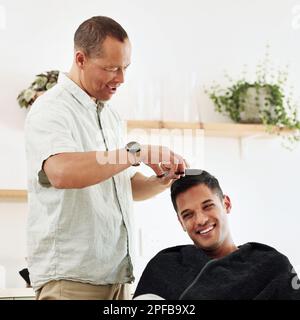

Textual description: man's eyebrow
[202,199,214,205]
[105,63,131,68]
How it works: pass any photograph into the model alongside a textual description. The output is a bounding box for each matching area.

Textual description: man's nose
[114,69,125,84]
[194,211,208,226]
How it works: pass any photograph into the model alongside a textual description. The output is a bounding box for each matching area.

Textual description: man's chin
[194,240,219,252]
[92,91,113,102]
[96,95,112,102]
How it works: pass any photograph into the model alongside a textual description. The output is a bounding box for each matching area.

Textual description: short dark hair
[74,16,128,57]
[170,170,224,213]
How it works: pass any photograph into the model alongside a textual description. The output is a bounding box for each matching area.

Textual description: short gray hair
[74,16,128,57]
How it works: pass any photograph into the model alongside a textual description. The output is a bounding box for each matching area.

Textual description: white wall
[0,0,300,288]
[0,202,28,288]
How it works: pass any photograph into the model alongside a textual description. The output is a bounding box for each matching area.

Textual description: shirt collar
[58,72,106,110]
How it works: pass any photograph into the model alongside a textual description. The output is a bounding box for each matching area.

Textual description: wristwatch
[126,141,142,166]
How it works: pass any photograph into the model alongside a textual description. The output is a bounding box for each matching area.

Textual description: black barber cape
[133,242,300,300]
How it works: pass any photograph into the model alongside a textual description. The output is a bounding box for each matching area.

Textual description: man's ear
[75,50,87,69]
[177,214,186,232]
[223,195,232,214]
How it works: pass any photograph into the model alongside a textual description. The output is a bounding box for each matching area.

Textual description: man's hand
[138,145,189,179]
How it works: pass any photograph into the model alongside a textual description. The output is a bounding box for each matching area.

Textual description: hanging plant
[205,46,300,147]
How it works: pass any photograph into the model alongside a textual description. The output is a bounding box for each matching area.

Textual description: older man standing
[25,16,187,300]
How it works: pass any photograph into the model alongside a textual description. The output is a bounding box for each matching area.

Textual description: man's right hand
[139,145,188,179]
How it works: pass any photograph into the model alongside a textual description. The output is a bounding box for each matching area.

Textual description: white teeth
[199,225,214,235]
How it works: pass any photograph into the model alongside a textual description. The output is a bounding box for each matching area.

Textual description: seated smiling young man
[133,170,300,300]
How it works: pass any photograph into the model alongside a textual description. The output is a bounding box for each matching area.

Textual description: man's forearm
[131,173,172,201]
[44,149,132,189]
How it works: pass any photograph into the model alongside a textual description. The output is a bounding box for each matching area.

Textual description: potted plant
[205,48,300,145]
[17,70,59,108]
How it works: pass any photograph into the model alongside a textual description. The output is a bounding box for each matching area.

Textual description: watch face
[127,141,141,152]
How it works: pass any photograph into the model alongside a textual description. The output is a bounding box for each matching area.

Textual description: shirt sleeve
[128,166,138,179]
[25,103,80,186]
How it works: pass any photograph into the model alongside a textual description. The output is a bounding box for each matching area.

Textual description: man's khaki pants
[36,280,131,300]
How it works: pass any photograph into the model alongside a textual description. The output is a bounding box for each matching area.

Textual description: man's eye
[104,67,118,72]
[204,204,214,210]
[182,213,191,219]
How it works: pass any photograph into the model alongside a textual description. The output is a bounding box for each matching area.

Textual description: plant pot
[239,86,278,124]
[239,87,266,123]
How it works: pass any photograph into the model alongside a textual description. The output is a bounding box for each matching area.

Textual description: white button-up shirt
[24,72,136,291]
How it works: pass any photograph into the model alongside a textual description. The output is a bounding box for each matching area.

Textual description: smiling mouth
[196,224,216,236]
[106,85,117,93]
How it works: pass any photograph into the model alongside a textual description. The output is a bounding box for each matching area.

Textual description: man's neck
[68,65,97,102]
[68,64,82,89]
[202,241,238,260]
